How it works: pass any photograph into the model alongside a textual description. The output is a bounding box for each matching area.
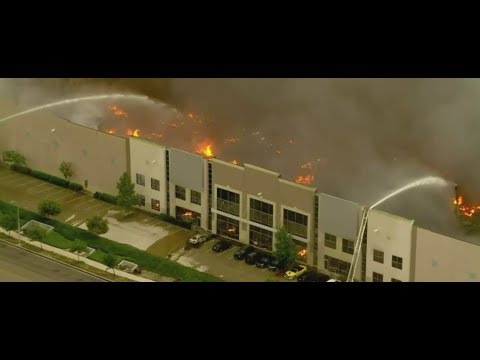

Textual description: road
[0,242,105,282]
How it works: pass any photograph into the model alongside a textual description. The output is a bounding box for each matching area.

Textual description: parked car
[212,240,232,252]
[327,279,341,282]
[267,258,285,272]
[256,255,273,268]
[245,252,263,265]
[284,265,308,280]
[188,234,208,246]
[297,271,330,282]
[234,246,255,260]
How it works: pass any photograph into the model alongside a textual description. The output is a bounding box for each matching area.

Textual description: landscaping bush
[68,182,83,192]
[48,175,69,188]
[158,213,192,230]
[94,192,117,205]
[10,164,32,175]
[31,170,51,181]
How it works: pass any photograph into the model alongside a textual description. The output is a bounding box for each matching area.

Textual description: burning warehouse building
[1,93,480,282]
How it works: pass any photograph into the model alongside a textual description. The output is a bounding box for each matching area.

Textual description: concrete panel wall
[414,228,480,282]
[169,148,204,192]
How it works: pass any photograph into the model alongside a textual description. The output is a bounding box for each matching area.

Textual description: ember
[108,105,128,117]
[295,175,314,185]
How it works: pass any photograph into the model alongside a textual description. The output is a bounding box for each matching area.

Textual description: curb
[0,237,114,282]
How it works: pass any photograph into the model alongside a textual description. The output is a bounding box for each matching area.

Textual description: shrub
[158,213,192,230]
[10,164,31,175]
[94,192,117,205]
[48,176,69,187]
[68,182,83,192]
[31,170,51,181]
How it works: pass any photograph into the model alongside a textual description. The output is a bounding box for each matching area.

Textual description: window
[151,178,160,191]
[249,225,273,251]
[392,255,403,270]
[324,255,350,277]
[391,278,402,282]
[314,195,319,236]
[151,198,160,211]
[294,239,308,263]
[283,209,308,238]
[342,239,354,255]
[217,214,239,240]
[373,249,384,264]
[176,206,201,226]
[325,233,336,249]
[372,272,383,282]
[137,194,145,207]
[136,173,145,186]
[217,188,240,216]
[175,185,186,200]
[191,190,201,205]
[249,198,273,227]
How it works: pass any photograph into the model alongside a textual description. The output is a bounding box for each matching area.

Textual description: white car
[188,234,208,246]
[327,279,341,282]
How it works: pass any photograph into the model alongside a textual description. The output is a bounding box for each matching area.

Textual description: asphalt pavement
[0,241,105,282]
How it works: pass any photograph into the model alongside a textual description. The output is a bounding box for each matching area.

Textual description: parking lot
[170,239,291,282]
[0,166,190,252]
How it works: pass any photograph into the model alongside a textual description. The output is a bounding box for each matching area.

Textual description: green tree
[116,172,138,215]
[26,227,47,250]
[103,253,117,279]
[2,150,27,166]
[0,213,17,235]
[38,200,61,219]
[59,161,73,181]
[70,240,88,261]
[86,215,109,235]
[274,226,296,269]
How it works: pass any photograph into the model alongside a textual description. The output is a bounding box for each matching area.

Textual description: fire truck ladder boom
[347,207,369,282]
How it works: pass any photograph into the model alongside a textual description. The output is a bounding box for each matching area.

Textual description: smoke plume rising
[1,78,478,238]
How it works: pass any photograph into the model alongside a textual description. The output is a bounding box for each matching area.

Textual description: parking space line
[36,186,61,195]
[3,176,26,184]
[30,182,50,190]
[94,205,115,215]
[64,196,84,204]
[81,202,106,212]
[58,193,79,203]
[49,191,74,201]
[12,179,39,188]
[0,174,16,181]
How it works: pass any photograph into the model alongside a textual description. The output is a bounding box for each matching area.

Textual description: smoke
[1,78,479,237]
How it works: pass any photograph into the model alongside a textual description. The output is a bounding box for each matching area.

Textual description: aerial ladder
[347,206,369,282]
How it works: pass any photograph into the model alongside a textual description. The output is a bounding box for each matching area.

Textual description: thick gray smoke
[0,78,478,238]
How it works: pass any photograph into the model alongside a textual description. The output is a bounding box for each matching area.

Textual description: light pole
[10,201,20,245]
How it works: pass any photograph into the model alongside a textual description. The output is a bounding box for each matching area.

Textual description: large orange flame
[298,249,307,257]
[127,129,140,137]
[197,141,214,158]
[295,175,314,185]
[453,195,480,218]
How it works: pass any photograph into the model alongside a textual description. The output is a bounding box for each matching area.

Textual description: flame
[127,129,140,137]
[228,227,236,233]
[197,141,214,158]
[295,175,314,185]
[107,129,115,134]
[187,112,194,119]
[230,160,239,165]
[184,212,192,218]
[108,105,128,117]
[301,162,312,170]
[454,195,480,218]
[298,249,307,257]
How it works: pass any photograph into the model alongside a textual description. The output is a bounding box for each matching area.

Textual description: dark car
[256,255,273,268]
[297,271,330,282]
[267,258,285,272]
[212,240,232,252]
[234,246,255,260]
[245,252,263,265]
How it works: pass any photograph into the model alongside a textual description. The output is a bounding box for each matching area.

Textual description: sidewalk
[0,228,154,282]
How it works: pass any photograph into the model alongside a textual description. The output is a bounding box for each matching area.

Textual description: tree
[0,213,17,235]
[26,227,47,250]
[86,215,109,235]
[70,240,88,261]
[59,161,73,181]
[2,150,27,167]
[116,172,138,215]
[38,200,61,219]
[274,226,297,269]
[103,253,117,279]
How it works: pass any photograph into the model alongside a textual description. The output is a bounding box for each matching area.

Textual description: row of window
[174,185,202,205]
[372,272,402,282]
[137,194,160,211]
[136,173,160,191]
[373,250,403,270]
[324,233,354,255]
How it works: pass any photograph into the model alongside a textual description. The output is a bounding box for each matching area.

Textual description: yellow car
[284,265,307,280]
